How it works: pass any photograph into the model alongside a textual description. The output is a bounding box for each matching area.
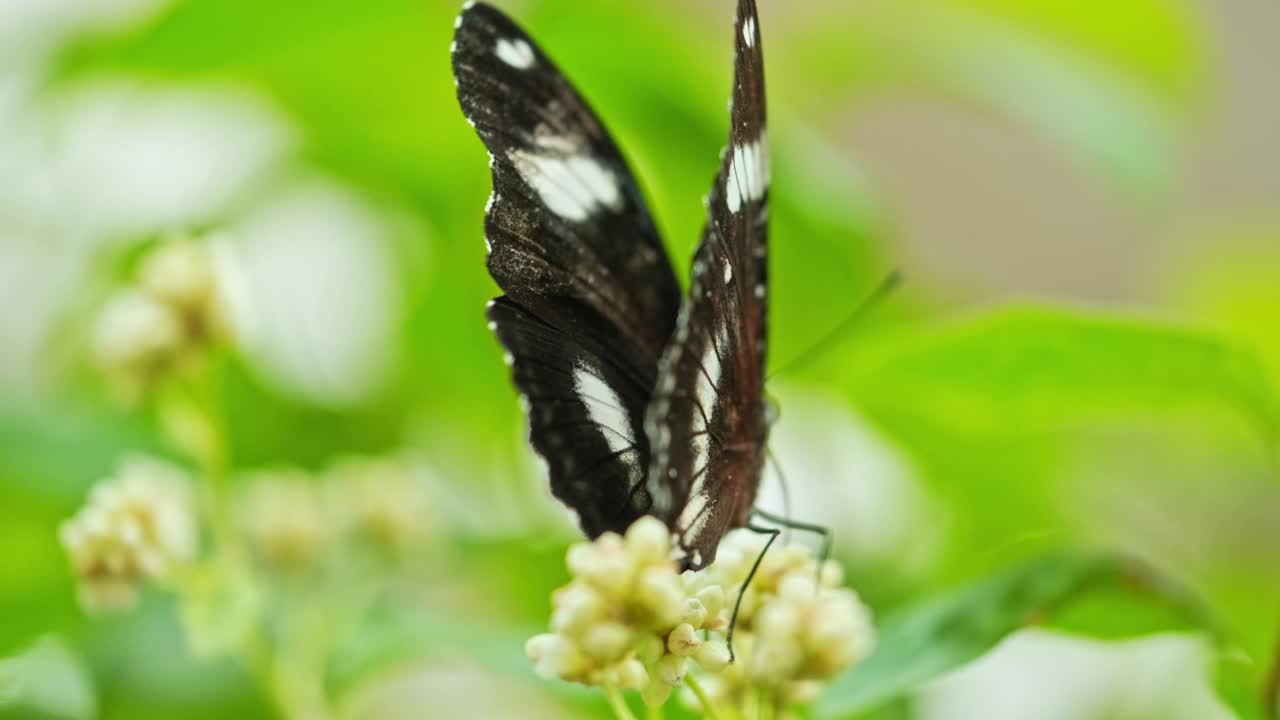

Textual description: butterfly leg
[749,506,832,578]
[726,523,781,663]
[758,450,834,585]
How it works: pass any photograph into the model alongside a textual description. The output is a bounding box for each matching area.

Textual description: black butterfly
[453,0,772,571]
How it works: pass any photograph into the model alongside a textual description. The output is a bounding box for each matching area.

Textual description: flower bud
[696,585,725,620]
[139,239,219,315]
[634,634,665,666]
[778,573,817,602]
[693,640,731,672]
[327,456,432,555]
[92,290,186,398]
[679,597,708,628]
[239,471,326,572]
[526,633,587,679]
[756,600,800,642]
[654,653,688,687]
[624,516,669,564]
[550,584,604,635]
[616,658,648,691]
[568,534,633,594]
[60,456,197,613]
[583,622,633,662]
[667,623,701,657]
[636,567,684,628]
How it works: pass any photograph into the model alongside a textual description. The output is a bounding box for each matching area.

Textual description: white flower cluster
[240,470,328,573]
[328,456,433,557]
[528,520,876,716]
[59,456,198,612]
[92,235,232,401]
[239,457,434,573]
[526,517,732,706]
[682,530,876,714]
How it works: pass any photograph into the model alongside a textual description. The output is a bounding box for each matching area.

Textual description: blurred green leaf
[327,607,614,717]
[838,305,1280,437]
[818,552,1220,717]
[79,597,272,720]
[1215,649,1268,720]
[779,0,1205,189]
[1164,226,1280,391]
[946,0,1203,103]
[0,638,95,720]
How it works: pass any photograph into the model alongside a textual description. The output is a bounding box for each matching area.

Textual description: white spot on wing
[508,150,623,221]
[574,364,635,457]
[495,38,535,69]
[723,260,733,284]
[688,336,723,483]
[534,130,579,153]
[743,16,757,48]
[725,131,769,214]
[676,492,711,543]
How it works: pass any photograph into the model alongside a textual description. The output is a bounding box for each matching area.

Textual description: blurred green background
[2,0,1278,718]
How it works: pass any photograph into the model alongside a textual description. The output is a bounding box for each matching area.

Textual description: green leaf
[837,305,1280,438]
[818,552,1221,717]
[0,638,96,720]
[327,608,608,716]
[777,0,1205,190]
[945,0,1203,104]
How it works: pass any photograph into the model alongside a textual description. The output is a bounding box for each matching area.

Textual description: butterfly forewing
[645,0,770,570]
[453,2,681,357]
[454,3,682,537]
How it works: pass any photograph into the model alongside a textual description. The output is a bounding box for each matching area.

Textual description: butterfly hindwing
[453,2,681,358]
[487,297,654,536]
[645,0,770,569]
[454,2,681,537]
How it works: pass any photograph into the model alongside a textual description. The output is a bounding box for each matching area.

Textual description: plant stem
[175,360,337,720]
[758,690,775,720]
[1266,618,1280,720]
[645,701,665,720]
[684,675,724,720]
[198,359,234,542]
[605,684,639,720]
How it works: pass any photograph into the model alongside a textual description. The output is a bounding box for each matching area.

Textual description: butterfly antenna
[727,524,781,664]
[768,269,903,381]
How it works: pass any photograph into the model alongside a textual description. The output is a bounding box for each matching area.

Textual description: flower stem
[605,684,639,720]
[684,675,725,720]
[645,701,665,720]
[746,688,762,720]
[758,690,775,720]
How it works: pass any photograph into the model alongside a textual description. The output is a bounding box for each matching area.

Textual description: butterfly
[452,0,771,571]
